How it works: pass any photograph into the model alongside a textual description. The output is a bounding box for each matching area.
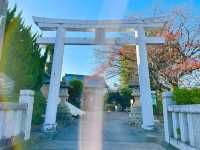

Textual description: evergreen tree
[44,45,54,75]
[0,7,46,93]
[0,7,47,124]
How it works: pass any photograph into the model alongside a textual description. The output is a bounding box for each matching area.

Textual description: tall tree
[0,6,49,124]
[94,11,200,90]
[44,45,54,75]
[0,6,46,93]
[148,10,200,89]
[119,45,138,88]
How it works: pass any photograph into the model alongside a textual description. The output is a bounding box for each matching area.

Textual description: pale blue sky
[8,0,200,85]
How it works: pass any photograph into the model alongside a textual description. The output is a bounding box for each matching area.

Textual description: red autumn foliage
[161,58,200,78]
[163,27,180,42]
[161,26,200,77]
[93,13,200,89]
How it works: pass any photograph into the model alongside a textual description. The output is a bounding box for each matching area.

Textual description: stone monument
[129,87,143,127]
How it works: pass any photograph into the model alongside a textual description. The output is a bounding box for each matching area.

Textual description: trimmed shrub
[173,88,200,105]
[68,80,83,108]
[105,87,132,110]
[32,91,46,125]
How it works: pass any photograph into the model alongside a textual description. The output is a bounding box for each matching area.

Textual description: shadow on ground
[25,112,176,150]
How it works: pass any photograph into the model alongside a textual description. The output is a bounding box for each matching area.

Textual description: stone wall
[0,90,34,148]
[163,91,200,150]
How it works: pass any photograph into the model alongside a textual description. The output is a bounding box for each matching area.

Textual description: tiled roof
[43,73,108,88]
[63,74,107,88]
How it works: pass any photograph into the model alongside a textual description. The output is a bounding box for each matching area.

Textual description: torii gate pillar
[136,27,154,130]
[43,26,65,131]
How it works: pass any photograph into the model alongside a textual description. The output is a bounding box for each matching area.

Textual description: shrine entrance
[33,16,166,131]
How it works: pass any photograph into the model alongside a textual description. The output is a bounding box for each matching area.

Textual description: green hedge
[173,88,200,105]
[32,91,46,125]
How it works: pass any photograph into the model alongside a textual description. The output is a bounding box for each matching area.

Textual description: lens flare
[79,81,104,150]
[78,0,130,149]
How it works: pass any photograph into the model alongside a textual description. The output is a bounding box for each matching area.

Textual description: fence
[0,90,34,147]
[163,91,200,150]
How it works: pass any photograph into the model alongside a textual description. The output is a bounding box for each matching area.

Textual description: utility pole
[0,0,8,60]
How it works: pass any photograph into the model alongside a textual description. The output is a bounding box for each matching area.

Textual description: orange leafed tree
[149,11,200,89]
[94,10,200,90]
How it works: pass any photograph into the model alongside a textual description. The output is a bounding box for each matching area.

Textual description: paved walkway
[27,112,176,150]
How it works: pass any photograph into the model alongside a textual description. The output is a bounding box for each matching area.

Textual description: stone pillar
[43,26,65,131]
[80,87,104,150]
[19,90,35,140]
[162,91,175,143]
[136,27,154,130]
[0,0,8,60]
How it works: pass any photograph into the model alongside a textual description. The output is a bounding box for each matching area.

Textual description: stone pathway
[26,112,176,150]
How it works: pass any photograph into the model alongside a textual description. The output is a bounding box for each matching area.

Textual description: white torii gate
[33,17,166,131]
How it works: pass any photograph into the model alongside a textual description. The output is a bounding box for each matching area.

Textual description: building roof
[42,73,69,88]
[63,74,108,88]
[43,73,107,89]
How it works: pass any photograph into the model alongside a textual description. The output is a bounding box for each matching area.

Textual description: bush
[156,99,163,116]
[32,91,46,125]
[119,87,132,109]
[68,80,83,108]
[105,91,121,104]
[155,92,163,116]
[105,87,132,110]
[173,88,200,105]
